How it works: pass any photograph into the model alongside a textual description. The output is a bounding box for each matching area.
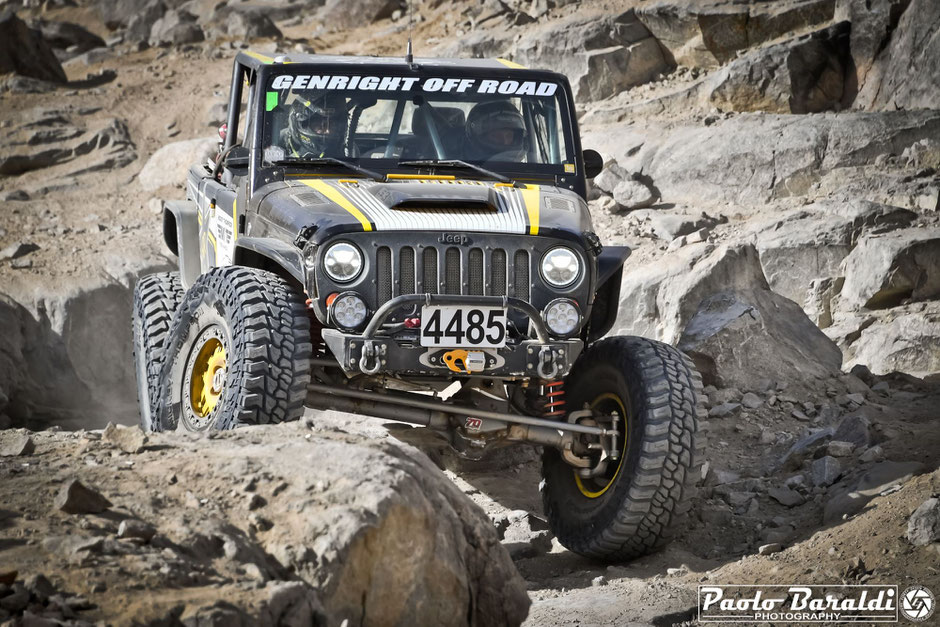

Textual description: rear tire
[154,267,312,432]
[541,336,704,562]
[133,272,184,431]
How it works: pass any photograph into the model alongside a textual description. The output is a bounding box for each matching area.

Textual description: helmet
[465,100,526,161]
[286,94,347,157]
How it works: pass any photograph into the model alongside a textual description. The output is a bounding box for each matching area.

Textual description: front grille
[376,246,392,303]
[373,244,531,306]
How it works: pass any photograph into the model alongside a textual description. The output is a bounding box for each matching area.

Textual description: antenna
[405,0,415,67]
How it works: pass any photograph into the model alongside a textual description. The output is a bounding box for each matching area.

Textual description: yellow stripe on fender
[243,51,273,64]
[300,179,373,232]
[521,184,540,235]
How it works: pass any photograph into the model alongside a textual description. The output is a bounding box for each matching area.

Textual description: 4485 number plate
[419,306,507,348]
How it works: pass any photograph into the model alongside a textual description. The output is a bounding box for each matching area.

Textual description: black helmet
[286,94,346,157]
[465,100,526,160]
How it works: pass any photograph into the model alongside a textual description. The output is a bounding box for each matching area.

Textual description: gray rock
[907,497,940,546]
[741,392,763,409]
[679,286,842,391]
[592,575,607,586]
[126,0,166,43]
[709,402,741,418]
[700,500,733,525]
[839,228,940,310]
[149,9,204,46]
[138,137,217,191]
[781,428,835,471]
[54,479,112,514]
[859,445,884,463]
[32,19,105,56]
[832,302,940,377]
[117,519,156,542]
[0,433,34,456]
[762,524,795,545]
[0,11,67,83]
[220,10,283,41]
[833,413,872,448]
[630,209,717,241]
[0,583,28,612]
[708,22,850,114]
[758,543,783,555]
[823,461,925,523]
[855,0,940,111]
[610,178,656,211]
[635,0,837,68]
[509,10,670,102]
[768,486,805,507]
[0,242,38,262]
[317,0,401,31]
[23,573,56,601]
[812,456,842,487]
[827,441,856,457]
[102,422,147,454]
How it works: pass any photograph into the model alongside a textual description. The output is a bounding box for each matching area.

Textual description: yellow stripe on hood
[300,179,373,232]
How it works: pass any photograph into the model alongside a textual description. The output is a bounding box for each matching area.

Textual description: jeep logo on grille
[438,233,472,246]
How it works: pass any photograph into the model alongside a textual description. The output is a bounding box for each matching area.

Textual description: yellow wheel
[541,336,704,562]
[574,392,628,499]
[182,326,228,430]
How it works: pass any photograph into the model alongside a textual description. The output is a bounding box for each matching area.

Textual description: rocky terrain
[1,0,939,625]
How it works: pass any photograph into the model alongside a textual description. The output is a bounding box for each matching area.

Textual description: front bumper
[321,293,583,379]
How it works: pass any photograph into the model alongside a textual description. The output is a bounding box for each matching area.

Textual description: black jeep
[133,51,703,561]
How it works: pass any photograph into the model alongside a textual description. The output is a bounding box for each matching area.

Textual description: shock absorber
[541,380,566,418]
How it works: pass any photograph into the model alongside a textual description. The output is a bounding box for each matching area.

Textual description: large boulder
[317,0,401,31]
[854,0,940,110]
[149,9,204,47]
[678,288,843,389]
[614,242,841,388]
[0,10,67,83]
[138,136,217,191]
[838,228,940,310]
[635,0,836,68]
[508,10,671,102]
[126,0,167,44]
[31,20,106,57]
[830,301,940,377]
[613,243,768,345]
[0,108,136,176]
[707,22,851,114]
[753,200,917,307]
[1,424,531,625]
[588,110,940,207]
[835,0,912,95]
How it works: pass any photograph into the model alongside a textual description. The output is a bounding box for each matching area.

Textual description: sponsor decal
[698,585,902,623]
[465,417,483,431]
[270,74,559,97]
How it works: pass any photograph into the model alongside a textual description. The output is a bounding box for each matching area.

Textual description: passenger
[282,93,347,158]
[464,100,527,162]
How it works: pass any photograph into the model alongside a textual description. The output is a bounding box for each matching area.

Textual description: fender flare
[233,236,306,287]
[162,201,201,289]
[587,245,631,344]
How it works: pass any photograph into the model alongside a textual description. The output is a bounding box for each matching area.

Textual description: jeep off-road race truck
[133,51,704,561]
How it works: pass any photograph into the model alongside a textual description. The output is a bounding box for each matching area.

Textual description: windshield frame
[248,62,586,195]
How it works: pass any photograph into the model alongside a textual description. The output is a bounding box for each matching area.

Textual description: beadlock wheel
[153,266,313,432]
[541,336,705,562]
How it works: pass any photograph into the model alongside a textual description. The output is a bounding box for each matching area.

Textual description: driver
[282,93,347,158]
[465,100,527,161]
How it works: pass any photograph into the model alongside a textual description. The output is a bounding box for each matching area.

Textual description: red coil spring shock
[542,380,566,418]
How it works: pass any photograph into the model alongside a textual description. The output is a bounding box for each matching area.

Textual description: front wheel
[152,267,312,432]
[541,336,704,562]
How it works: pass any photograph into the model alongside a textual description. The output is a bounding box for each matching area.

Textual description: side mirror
[225,145,250,169]
[583,149,603,179]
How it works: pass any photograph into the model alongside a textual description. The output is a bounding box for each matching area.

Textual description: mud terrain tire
[541,336,704,561]
[153,267,312,432]
[133,272,184,431]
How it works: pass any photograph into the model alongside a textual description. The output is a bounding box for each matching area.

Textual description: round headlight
[543,299,581,336]
[330,292,368,330]
[541,247,581,288]
[324,242,363,283]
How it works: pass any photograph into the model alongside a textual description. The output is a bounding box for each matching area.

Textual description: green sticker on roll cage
[265,91,278,111]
